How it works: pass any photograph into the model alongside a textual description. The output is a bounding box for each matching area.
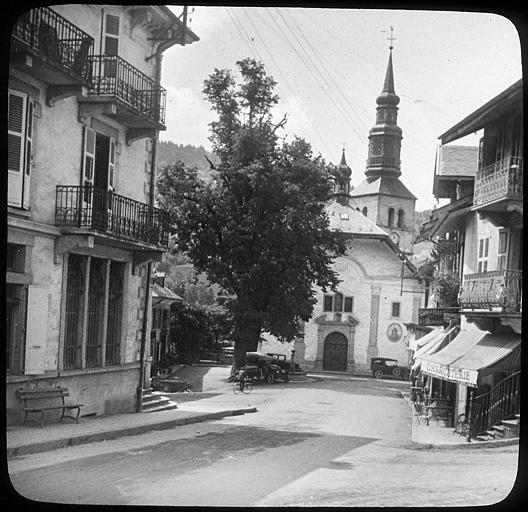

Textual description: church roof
[325,200,387,236]
[350,176,417,200]
[338,149,352,177]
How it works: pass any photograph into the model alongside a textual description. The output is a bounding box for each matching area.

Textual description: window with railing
[55,185,169,247]
[88,55,167,125]
[11,6,94,81]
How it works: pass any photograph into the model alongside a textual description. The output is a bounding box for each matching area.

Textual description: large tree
[157,58,344,373]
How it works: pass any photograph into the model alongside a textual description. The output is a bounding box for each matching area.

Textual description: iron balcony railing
[88,55,166,125]
[55,185,169,248]
[474,156,523,207]
[11,6,94,81]
[459,269,522,312]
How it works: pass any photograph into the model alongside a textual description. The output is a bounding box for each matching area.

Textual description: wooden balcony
[459,270,522,312]
[10,6,94,105]
[472,157,523,227]
[79,55,166,143]
[55,185,169,249]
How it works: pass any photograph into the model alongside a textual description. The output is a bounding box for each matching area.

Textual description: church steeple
[333,148,353,205]
[365,40,403,181]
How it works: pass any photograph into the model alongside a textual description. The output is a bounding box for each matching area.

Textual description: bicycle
[233,380,252,394]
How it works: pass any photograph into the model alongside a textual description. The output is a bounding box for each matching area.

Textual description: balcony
[472,157,523,226]
[55,185,169,249]
[79,55,166,143]
[459,270,522,312]
[10,6,94,104]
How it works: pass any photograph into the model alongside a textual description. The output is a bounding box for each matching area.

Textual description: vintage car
[370,357,410,381]
[244,352,289,384]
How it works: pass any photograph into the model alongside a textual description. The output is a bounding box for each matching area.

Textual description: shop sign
[422,360,478,386]
[418,308,444,326]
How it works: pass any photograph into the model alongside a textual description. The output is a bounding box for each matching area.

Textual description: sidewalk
[7,398,257,459]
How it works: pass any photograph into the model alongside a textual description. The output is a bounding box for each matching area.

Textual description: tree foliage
[157,59,344,371]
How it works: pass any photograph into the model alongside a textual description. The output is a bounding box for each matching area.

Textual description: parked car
[370,357,410,381]
[244,352,289,384]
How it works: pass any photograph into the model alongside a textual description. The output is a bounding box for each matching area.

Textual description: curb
[407,437,519,450]
[7,406,257,459]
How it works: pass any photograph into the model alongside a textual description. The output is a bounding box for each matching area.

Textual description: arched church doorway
[323,332,348,371]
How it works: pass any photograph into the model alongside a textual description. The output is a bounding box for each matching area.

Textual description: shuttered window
[8,90,33,208]
[104,14,119,77]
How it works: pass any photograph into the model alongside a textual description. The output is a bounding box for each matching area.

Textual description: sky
[160,6,522,211]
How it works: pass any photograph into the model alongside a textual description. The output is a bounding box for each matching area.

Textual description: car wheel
[374,370,384,379]
[402,370,410,381]
[267,371,275,384]
[392,367,402,378]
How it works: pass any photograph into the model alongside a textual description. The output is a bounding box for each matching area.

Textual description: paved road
[8,377,519,507]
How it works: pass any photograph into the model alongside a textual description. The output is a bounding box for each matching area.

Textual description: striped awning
[420,327,520,387]
[412,326,458,370]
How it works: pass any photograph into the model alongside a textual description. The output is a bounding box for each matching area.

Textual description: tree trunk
[229,321,261,379]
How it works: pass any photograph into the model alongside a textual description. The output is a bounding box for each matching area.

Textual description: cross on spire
[382,25,397,50]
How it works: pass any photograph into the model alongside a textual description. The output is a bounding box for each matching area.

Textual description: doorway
[323,332,348,371]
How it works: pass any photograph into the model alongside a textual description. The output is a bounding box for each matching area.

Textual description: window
[63,255,125,369]
[323,293,354,313]
[497,230,509,270]
[8,90,33,208]
[6,284,25,373]
[362,207,368,217]
[392,302,401,317]
[478,237,490,273]
[397,209,405,228]
[7,243,25,273]
[388,208,395,227]
[334,293,343,312]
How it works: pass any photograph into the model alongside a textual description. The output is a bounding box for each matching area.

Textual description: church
[302,44,424,374]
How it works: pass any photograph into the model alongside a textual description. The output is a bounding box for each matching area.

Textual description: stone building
[302,193,423,374]
[6,5,198,424]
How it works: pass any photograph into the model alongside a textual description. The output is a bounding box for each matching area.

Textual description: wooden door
[323,332,348,371]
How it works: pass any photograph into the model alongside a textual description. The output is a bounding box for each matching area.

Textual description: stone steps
[475,415,519,441]
[141,390,178,413]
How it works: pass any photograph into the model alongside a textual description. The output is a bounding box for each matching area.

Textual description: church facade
[302,45,424,374]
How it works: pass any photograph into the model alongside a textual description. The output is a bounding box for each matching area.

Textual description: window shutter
[22,99,34,209]
[24,285,49,375]
[82,126,96,206]
[104,14,120,55]
[8,91,27,207]
[108,137,115,191]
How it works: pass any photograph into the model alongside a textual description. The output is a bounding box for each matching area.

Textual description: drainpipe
[136,12,187,412]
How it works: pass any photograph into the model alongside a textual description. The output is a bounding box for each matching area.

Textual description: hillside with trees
[157,141,219,180]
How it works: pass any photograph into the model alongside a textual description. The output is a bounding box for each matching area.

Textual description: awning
[412,326,457,370]
[421,327,520,387]
[409,327,443,352]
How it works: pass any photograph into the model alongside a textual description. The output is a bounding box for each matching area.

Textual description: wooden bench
[17,387,83,428]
